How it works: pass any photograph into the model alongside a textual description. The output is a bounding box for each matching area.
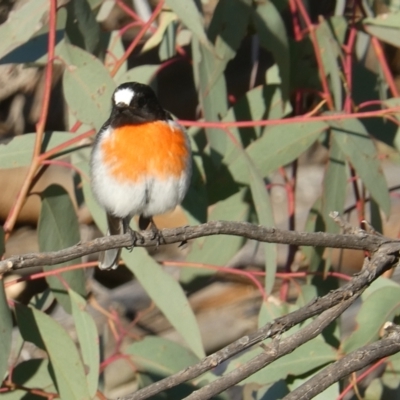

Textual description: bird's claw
[125,227,144,252]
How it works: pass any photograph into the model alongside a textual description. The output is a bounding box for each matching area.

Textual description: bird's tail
[98,214,123,270]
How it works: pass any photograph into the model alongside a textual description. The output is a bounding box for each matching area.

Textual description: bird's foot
[125,227,144,252]
[149,219,164,249]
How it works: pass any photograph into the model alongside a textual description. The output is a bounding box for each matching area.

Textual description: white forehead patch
[114,87,135,105]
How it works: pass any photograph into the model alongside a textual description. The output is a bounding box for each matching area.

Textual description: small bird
[90,82,192,270]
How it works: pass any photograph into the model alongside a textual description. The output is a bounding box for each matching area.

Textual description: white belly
[90,147,191,218]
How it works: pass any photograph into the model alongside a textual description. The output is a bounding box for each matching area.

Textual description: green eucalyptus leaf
[0,279,12,381]
[0,132,75,169]
[229,121,328,183]
[321,135,347,233]
[38,184,86,314]
[252,1,290,103]
[165,0,209,46]
[226,336,336,385]
[62,43,115,130]
[343,282,400,354]
[69,290,99,397]
[330,118,390,215]
[181,189,249,282]
[0,0,49,60]
[15,304,91,399]
[65,0,101,54]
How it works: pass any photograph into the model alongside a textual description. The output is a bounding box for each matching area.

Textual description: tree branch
[1,220,397,273]
[183,297,356,400]
[118,249,399,400]
[283,323,400,400]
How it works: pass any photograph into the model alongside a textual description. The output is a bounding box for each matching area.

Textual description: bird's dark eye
[137,96,146,107]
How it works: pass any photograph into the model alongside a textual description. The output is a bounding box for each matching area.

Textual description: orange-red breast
[90,82,192,270]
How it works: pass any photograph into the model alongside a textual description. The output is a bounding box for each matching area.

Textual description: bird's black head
[109,82,169,127]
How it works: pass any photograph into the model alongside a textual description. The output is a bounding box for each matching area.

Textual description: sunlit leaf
[364,13,400,47]
[343,279,400,353]
[105,31,128,82]
[123,246,205,359]
[142,10,178,54]
[0,8,67,64]
[248,160,277,294]
[116,65,159,88]
[15,304,90,399]
[0,132,74,169]
[126,336,200,376]
[229,121,328,183]
[165,0,209,46]
[192,38,228,163]
[0,0,49,60]
[225,337,336,385]
[316,19,342,110]
[62,43,115,130]
[321,135,347,233]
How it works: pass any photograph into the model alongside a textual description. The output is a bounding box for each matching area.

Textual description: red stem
[110,0,164,77]
[337,358,387,400]
[371,36,399,97]
[294,0,334,110]
[3,0,57,236]
[177,105,400,129]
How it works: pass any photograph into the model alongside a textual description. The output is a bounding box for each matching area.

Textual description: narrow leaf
[225,337,336,385]
[123,247,205,359]
[248,161,277,294]
[322,135,347,233]
[192,38,228,162]
[38,185,86,313]
[105,31,128,82]
[252,1,290,103]
[229,121,328,183]
[69,290,99,397]
[330,118,390,215]
[15,304,90,399]
[0,278,12,380]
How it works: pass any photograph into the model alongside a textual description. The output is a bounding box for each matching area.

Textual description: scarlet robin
[90,82,192,270]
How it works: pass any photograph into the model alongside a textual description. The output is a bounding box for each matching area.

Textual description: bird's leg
[123,217,144,252]
[139,215,164,248]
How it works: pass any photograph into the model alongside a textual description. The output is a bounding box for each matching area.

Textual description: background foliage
[1,0,400,399]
